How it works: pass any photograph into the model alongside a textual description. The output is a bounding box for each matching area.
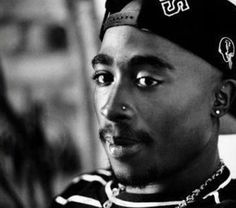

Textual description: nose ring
[121,105,127,111]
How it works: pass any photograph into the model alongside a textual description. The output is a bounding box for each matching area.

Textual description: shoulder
[51,169,112,208]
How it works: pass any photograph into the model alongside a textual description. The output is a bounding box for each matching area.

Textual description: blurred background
[0,0,106,207]
[0,0,235,208]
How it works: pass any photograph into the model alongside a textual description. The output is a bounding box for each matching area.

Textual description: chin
[109,159,162,188]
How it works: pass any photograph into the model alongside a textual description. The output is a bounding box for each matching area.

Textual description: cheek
[94,86,109,105]
[136,82,212,143]
[94,90,101,111]
[94,88,106,122]
[136,94,211,167]
[94,87,115,126]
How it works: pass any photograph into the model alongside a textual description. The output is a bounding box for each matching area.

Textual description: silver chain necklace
[103,162,226,208]
[177,161,225,208]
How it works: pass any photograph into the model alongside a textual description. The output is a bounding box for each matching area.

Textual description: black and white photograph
[0,0,236,207]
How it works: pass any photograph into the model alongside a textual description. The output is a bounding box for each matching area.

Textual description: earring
[215,110,221,115]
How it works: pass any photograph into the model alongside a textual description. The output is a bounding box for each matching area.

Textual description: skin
[92,26,224,197]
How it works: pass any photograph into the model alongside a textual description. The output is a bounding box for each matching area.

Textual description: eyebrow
[91,54,174,71]
[129,55,174,70]
[91,54,113,68]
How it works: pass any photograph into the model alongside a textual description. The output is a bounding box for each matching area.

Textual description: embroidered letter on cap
[218,37,235,70]
[159,0,190,17]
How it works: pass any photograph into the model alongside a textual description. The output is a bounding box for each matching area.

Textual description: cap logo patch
[218,37,235,70]
[159,0,190,17]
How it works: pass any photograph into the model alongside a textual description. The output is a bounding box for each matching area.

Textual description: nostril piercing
[121,105,127,111]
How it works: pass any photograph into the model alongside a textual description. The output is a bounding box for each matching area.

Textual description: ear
[212,79,236,117]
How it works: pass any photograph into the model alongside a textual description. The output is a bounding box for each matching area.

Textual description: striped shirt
[51,168,236,208]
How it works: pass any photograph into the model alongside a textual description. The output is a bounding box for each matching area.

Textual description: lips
[105,135,140,146]
[104,136,143,159]
[100,124,152,159]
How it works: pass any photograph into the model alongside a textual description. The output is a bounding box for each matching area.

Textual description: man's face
[92,26,220,187]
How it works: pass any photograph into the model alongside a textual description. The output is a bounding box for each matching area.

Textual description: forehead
[100,26,172,60]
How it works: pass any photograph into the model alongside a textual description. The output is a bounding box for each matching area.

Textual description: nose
[100,83,135,122]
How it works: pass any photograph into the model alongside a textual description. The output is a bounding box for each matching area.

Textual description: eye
[92,71,114,87]
[136,77,159,88]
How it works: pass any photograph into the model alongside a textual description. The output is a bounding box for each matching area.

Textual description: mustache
[99,123,153,145]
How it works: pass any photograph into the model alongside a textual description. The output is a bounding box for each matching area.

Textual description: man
[51,0,236,207]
